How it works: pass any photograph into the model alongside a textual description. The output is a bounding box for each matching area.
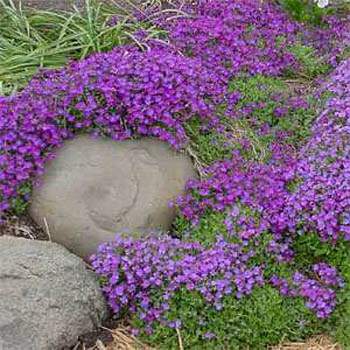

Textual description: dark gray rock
[0,236,107,350]
[29,136,196,258]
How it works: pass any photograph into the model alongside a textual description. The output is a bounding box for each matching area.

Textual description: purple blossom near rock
[0,47,223,212]
[0,0,350,337]
[175,148,297,237]
[91,235,264,328]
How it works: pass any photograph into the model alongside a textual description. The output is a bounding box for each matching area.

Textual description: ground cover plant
[1,0,350,348]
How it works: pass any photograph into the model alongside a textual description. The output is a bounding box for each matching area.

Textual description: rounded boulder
[29,136,196,258]
[0,236,107,350]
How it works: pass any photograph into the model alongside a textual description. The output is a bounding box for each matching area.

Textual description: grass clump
[0,0,165,94]
[173,211,230,246]
[228,75,318,143]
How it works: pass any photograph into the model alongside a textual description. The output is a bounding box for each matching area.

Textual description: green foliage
[279,0,333,25]
[185,74,319,171]
[185,119,236,166]
[0,0,165,94]
[8,182,32,215]
[292,233,350,348]
[333,296,350,348]
[229,75,286,104]
[290,44,331,78]
[137,286,321,350]
[228,75,318,148]
[172,210,350,349]
[173,211,229,246]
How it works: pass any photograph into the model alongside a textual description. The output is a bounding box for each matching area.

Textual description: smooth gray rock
[29,136,196,258]
[0,236,107,350]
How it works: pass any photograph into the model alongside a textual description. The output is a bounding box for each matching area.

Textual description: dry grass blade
[271,335,342,350]
[96,339,108,350]
[0,0,168,95]
[0,213,46,240]
[100,327,152,350]
[186,144,209,178]
[176,328,184,350]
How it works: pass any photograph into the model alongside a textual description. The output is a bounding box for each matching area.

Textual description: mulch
[271,335,342,350]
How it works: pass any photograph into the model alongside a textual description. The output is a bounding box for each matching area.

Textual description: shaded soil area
[0,213,47,240]
[68,318,119,350]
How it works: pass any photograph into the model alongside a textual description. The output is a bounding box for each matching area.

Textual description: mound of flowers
[0,0,305,212]
[91,236,265,326]
[0,47,224,211]
[283,58,350,242]
[90,57,350,346]
[166,0,299,77]
[1,0,350,347]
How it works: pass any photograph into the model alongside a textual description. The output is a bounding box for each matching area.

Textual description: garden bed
[1,0,350,349]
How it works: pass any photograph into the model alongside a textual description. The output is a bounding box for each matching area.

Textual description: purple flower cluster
[170,59,350,322]
[176,148,297,240]
[0,46,224,211]
[267,238,294,263]
[303,15,350,66]
[313,262,344,288]
[166,0,299,78]
[271,264,343,318]
[177,58,350,246]
[283,58,350,242]
[91,235,264,328]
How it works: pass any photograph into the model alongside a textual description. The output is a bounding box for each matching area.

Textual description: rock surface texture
[30,136,196,258]
[0,236,107,350]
